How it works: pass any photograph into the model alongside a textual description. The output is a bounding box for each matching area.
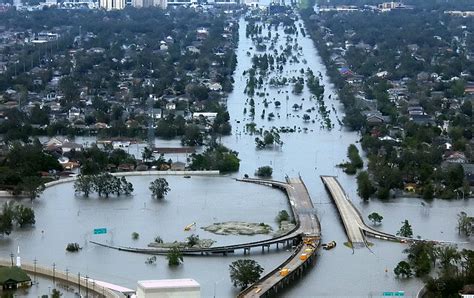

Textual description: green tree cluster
[189,144,240,173]
[339,144,363,175]
[74,174,133,198]
[255,166,273,177]
[149,178,170,199]
[229,259,264,289]
[0,202,35,236]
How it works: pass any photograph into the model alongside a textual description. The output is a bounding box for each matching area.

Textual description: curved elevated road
[321,175,407,247]
[237,177,320,298]
[91,177,321,297]
[92,177,320,256]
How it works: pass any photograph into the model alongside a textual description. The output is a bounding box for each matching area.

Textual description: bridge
[320,175,404,248]
[92,176,321,297]
[236,177,320,298]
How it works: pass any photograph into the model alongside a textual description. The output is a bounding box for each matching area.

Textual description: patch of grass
[343,241,353,248]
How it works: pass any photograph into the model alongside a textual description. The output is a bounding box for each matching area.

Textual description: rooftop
[137,279,200,290]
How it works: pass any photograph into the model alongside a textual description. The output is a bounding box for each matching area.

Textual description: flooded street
[0,6,472,298]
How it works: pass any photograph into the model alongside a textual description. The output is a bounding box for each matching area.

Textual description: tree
[276,210,290,223]
[52,288,62,298]
[303,114,310,122]
[167,247,183,266]
[0,202,13,236]
[368,212,383,225]
[229,259,264,289]
[149,178,170,199]
[356,171,375,200]
[186,234,200,247]
[422,183,434,201]
[132,232,139,240]
[397,220,413,238]
[404,241,437,277]
[66,243,80,252]
[13,205,35,227]
[255,166,273,177]
[74,175,93,197]
[20,176,45,200]
[456,212,473,236]
[394,261,412,278]
[142,147,154,162]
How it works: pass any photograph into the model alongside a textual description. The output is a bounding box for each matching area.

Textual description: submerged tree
[229,259,264,289]
[167,247,183,266]
[149,178,170,199]
[397,220,413,238]
[394,261,412,278]
[368,212,383,225]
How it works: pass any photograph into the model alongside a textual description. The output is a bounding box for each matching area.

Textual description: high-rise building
[132,0,166,9]
[153,0,166,9]
[13,0,22,8]
[100,0,125,10]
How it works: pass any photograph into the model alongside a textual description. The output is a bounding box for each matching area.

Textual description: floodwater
[1,6,473,298]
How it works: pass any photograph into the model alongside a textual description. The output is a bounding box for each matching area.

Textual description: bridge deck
[321,176,366,246]
[238,177,320,297]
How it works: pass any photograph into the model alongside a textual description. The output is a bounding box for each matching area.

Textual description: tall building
[100,0,125,10]
[132,0,166,8]
[13,0,22,8]
[153,0,166,9]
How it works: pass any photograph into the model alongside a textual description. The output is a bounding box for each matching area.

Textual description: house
[462,164,474,186]
[0,266,32,290]
[170,161,186,171]
[192,112,218,121]
[404,183,418,193]
[459,284,474,298]
[444,151,467,164]
[61,141,83,153]
[165,103,176,110]
[207,82,222,91]
[410,114,435,126]
[149,108,162,120]
[365,111,390,126]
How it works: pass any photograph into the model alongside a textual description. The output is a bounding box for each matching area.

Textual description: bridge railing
[237,239,305,298]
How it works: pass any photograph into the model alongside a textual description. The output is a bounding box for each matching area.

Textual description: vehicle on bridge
[322,241,336,250]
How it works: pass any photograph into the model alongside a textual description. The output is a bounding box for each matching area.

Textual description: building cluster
[2,0,239,11]
[319,2,412,13]
[445,11,474,18]
[315,8,474,192]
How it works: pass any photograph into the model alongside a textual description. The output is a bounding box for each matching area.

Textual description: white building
[137,279,200,298]
[100,0,125,10]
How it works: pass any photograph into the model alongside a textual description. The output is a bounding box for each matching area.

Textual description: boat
[322,241,336,250]
[184,222,196,231]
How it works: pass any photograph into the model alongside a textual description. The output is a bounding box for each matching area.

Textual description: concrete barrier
[43,170,221,189]
[0,170,221,199]
[0,259,120,298]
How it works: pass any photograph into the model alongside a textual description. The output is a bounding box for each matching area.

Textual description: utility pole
[78,272,81,296]
[52,263,56,285]
[86,275,89,298]
[33,258,37,283]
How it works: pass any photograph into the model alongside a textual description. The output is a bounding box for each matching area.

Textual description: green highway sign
[93,228,107,235]
[383,292,404,297]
